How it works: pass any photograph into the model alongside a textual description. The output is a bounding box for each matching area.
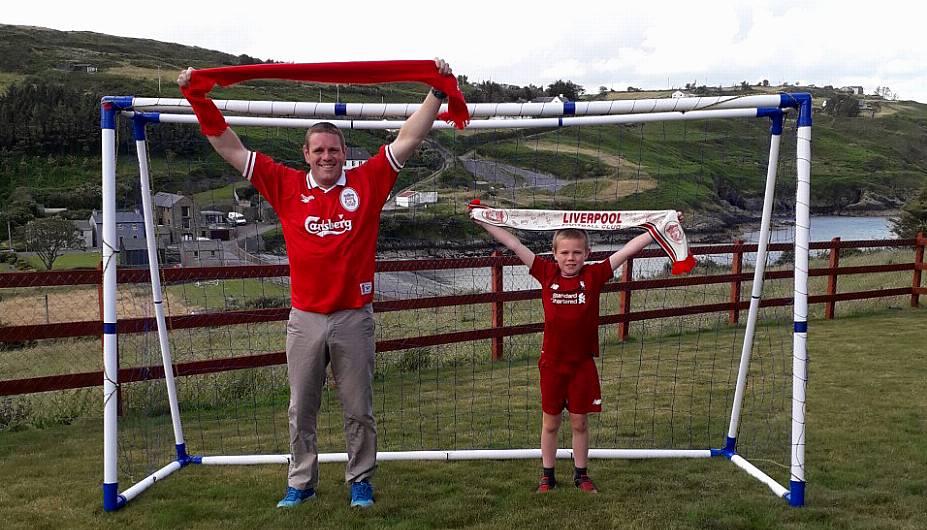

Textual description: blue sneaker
[276,486,316,508]
[350,480,374,508]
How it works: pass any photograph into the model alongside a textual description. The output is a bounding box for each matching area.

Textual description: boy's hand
[677,211,685,223]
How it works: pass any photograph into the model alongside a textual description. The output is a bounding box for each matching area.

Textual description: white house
[345,147,371,169]
[530,94,569,104]
[73,220,94,249]
[840,86,864,95]
[671,91,691,99]
[395,191,438,208]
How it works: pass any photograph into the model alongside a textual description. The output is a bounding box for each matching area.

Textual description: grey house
[119,237,152,267]
[177,239,225,267]
[89,210,145,249]
[154,192,197,243]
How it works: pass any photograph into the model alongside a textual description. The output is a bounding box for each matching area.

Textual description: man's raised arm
[177,67,250,175]
[389,58,455,166]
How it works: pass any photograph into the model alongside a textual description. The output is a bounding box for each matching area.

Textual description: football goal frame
[99,92,812,510]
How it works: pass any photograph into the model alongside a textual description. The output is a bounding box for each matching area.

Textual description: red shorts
[538,357,602,415]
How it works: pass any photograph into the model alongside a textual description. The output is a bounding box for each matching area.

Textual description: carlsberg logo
[304,215,353,237]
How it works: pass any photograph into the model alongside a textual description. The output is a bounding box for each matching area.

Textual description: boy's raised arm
[607,231,653,272]
[607,211,685,272]
[473,221,536,268]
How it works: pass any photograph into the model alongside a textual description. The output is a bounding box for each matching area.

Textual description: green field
[0,308,924,528]
[24,251,99,271]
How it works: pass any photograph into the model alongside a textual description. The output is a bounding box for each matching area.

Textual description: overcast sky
[6,0,926,103]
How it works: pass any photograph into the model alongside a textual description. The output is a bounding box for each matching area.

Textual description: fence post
[491,250,504,360]
[618,257,633,341]
[729,240,743,325]
[825,237,841,319]
[913,232,925,308]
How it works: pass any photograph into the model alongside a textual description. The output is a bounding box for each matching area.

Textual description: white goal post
[99,92,812,510]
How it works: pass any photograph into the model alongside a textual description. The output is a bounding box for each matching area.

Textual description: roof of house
[90,210,144,225]
[119,238,150,251]
[153,192,188,208]
[530,96,567,103]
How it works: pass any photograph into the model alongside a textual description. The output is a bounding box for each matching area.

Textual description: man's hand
[177,67,194,88]
[434,58,452,77]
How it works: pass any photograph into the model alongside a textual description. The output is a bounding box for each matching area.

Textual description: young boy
[472,216,666,493]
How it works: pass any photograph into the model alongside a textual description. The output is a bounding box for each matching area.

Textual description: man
[177,59,454,508]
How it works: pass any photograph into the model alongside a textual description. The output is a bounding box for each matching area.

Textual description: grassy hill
[0,23,925,240]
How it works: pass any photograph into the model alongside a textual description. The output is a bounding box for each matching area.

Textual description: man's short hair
[552,228,589,251]
[305,122,346,150]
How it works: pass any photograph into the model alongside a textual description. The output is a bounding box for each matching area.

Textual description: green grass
[24,251,99,270]
[192,182,251,207]
[163,277,290,312]
[0,308,925,528]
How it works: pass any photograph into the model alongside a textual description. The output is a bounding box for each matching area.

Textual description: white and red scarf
[469,201,696,275]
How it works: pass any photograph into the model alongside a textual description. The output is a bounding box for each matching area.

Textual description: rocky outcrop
[841,190,904,214]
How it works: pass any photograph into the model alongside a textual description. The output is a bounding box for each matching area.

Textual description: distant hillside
[0,23,240,77]
[0,23,925,239]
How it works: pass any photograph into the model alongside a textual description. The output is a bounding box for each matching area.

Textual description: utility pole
[7,220,12,251]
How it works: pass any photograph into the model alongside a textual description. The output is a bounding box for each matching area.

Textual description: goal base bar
[107,447,801,509]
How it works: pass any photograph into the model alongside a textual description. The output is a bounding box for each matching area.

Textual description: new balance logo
[300,194,314,203]
[592,399,602,406]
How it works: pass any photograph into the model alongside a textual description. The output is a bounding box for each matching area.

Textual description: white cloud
[4,0,927,102]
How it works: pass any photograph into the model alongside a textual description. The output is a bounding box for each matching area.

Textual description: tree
[823,95,860,117]
[890,187,927,238]
[545,80,584,100]
[237,54,260,65]
[2,186,39,226]
[23,217,80,270]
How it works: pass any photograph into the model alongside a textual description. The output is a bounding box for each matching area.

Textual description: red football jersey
[245,145,401,313]
[529,257,614,362]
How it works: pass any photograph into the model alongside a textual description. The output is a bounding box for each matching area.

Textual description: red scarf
[181,60,469,135]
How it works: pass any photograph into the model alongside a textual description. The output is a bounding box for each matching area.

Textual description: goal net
[98,90,812,509]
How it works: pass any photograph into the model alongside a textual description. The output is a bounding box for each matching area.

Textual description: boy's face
[553,236,590,277]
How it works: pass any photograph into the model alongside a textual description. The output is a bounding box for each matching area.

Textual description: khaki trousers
[285,305,377,489]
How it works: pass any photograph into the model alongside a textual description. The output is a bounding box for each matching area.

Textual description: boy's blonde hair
[552,228,590,251]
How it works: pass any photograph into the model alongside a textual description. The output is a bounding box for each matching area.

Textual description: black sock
[543,467,556,485]
[574,466,587,481]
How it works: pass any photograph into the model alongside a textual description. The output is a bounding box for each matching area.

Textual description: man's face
[303,132,346,188]
[553,237,590,278]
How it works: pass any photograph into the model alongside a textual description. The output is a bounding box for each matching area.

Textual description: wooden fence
[1,235,923,398]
